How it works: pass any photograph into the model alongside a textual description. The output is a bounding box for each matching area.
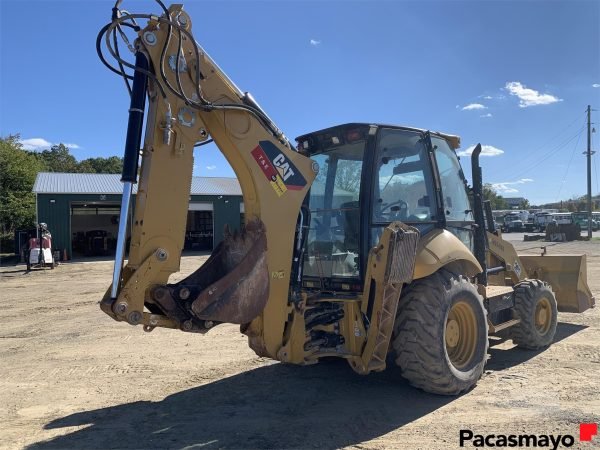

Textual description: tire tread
[510,280,557,350]
[392,270,488,395]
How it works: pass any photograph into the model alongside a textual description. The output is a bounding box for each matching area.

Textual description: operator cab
[296,123,474,292]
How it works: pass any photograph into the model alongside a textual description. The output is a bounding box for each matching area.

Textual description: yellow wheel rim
[535,297,552,335]
[445,301,478,369]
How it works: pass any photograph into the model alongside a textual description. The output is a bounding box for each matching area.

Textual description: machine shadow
[0,268,31,275]
[486,321,588,371]
[29,361,454,450]
[29,322,588,450]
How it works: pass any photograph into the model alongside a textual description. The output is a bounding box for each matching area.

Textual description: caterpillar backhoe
[99,1,595,395]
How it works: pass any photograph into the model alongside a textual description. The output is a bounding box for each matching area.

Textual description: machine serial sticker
[251,141,307,196]
[271,270,285,279]
[514,260,522,277]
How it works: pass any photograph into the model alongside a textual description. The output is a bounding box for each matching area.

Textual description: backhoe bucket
[519,254,595,313]
[155,219,269,329]
[188,219,269,324]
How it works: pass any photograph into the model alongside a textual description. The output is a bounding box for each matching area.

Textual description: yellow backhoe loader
[98,1,595,395]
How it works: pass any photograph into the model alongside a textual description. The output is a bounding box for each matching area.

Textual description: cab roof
[295,123,461,150]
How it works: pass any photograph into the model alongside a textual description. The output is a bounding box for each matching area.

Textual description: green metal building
[32,172,244,259]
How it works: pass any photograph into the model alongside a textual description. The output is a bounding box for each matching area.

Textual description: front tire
[510,280,557,349]
[392,270,488,395]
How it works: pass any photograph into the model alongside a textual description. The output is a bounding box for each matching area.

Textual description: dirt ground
[1,238,599,450]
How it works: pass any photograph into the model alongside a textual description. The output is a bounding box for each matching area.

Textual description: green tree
[483,184,508,209]
[518,198,530,210]
[79,156,123,174]
[37,144,79,172]
[0,135,45,245]
[34,144,123,174]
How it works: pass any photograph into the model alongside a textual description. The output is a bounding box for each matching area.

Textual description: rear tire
[392,270,488,395]
[510,280,557,349]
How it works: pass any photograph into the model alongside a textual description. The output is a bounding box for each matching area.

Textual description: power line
[501,125,586,182]
[486,111,586,179]
[555,126,583,201]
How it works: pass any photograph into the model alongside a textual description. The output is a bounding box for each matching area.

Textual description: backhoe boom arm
[100,4,316,358]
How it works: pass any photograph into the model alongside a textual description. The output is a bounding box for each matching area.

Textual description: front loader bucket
[519,254,595,313]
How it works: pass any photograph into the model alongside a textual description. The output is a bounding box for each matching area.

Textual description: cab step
[485,285,514,299]
[489,318,520,333]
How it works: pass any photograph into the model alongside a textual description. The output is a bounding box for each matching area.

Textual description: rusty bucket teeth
[170,219,269,325]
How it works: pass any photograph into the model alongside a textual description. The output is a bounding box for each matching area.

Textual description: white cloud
[20,138,52,151]
[593,83,600,88]
[309,39,321,46]
[480,113,493,118]
[462,103,487,111]
[491,178,533,194]
[20,137,80,151]
[505,81,562,108]
[206,165,217,170]
[457,144,504,157]
[479,94,505,100]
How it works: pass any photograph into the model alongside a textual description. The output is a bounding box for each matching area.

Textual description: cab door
[430,135,475,250]
[369,128,439,247]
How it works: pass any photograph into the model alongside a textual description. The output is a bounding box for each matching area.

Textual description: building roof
[504,197,526,206]
[33,172,242,196]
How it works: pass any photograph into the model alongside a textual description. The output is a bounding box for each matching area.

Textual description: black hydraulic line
[112,27,132,95]
[121,51,149,183]
[484,200,496,233]
[290,204,311,290]
[471,144,488,285]
[194,139,214,147]
[96,23,134,80]
[486,266,505,275]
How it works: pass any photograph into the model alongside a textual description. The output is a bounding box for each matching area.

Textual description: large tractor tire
[509,280,557,350]
[392,270,488,395]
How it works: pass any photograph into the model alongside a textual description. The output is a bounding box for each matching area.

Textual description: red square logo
[580,423,598,442]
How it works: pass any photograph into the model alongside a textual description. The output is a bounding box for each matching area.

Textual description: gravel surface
[1,238,599,449]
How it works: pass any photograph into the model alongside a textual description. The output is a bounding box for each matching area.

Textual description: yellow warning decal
[270,176,288,197]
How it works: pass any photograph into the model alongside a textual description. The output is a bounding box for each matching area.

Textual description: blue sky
[1,0,599,205]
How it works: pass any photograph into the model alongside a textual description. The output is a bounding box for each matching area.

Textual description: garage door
[186,204,214,251]
[188,202,213,211]
[70,203,121,257]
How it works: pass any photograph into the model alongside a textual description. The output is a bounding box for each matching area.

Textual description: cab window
[372,129,436,223]
[432,136,474,249]
[303,142,365,279]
